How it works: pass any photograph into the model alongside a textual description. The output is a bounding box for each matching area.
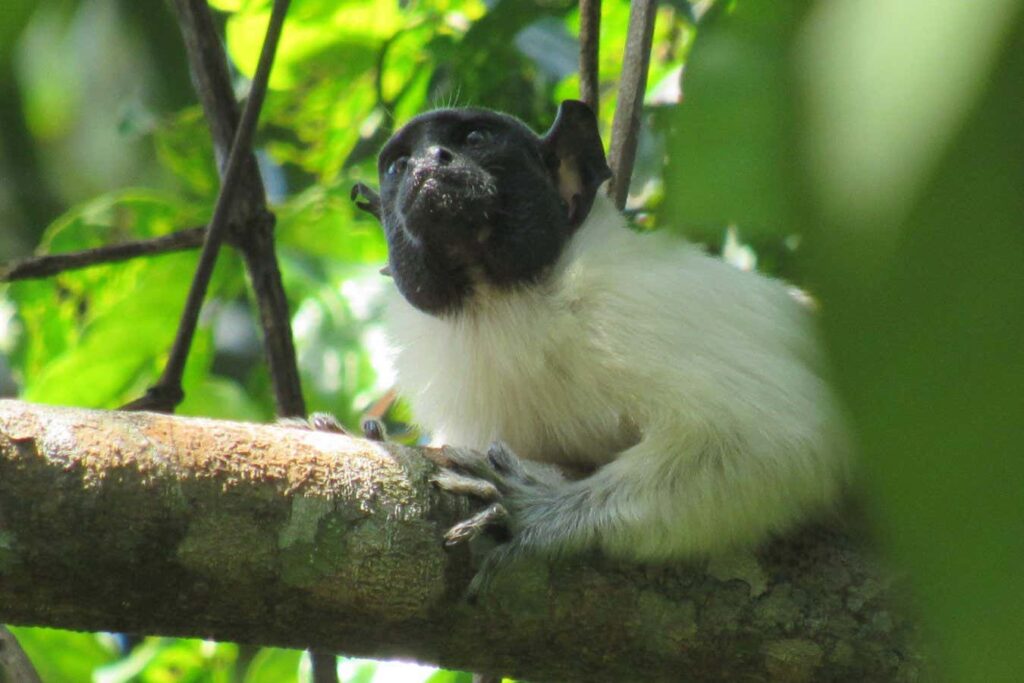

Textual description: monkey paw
[277,412,388,442]
[433,441,556,597]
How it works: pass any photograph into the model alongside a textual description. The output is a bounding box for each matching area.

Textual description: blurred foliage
[6,628,474,683]
[8,627,118,682]
[1,0,1021,681]
[802,3,1024,681]
[661,2,801,239]
[668,2,1024,681]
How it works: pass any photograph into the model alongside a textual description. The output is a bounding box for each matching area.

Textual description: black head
[375,100,611,316]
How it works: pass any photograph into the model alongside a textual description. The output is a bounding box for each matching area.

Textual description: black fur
[376,101,610,316]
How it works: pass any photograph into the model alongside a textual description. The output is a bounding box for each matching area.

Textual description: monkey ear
[540,100,612,227]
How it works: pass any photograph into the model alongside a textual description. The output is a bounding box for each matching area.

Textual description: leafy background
[1,0,1022,681]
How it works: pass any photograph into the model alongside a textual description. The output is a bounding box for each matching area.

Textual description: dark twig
[362,387,397,424]
[123,0,292,413]
[170,0,305,418]
[578,0,601,115]
[0,227,206,282]
[236,219,307,417]
[311,656,339,683]
[607,0,657,209]
[171,0,268,216]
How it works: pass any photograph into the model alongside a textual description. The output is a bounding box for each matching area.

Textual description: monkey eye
[386,156,409,177]
[464,130,491,147]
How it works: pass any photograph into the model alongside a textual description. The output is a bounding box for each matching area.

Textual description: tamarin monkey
[365,100,850,594]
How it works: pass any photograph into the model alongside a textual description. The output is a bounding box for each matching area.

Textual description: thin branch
[236,227,308,418]
[170,0,305,419]
[124,0,292,414]
[578,0,601,115]
[312,656,339,683]
[607,0,657,209]
[170,0,268,213]
[362,387,397,423]
[0,227,206,282]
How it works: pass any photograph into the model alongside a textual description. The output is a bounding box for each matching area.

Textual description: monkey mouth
[400,168,497,220]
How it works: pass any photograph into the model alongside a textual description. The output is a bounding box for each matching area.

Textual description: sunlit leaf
[178,331,268,422]
[336,658,378,683]
[7,190,242,408]
[154,107,220,198]
[8,627,118,683]
[243,647,302,683]
[425,668,475,682]
[275,182,387,263]
[661,2,806,239]
[125,638,236,682]
[222,1,403,89]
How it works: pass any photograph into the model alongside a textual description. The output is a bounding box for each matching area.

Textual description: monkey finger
[361,417,387,442]
[307,412,349,434]
[276,412,350,435]
[442,446,508,483]
[276,416,309,430]
[486,441,528,478]
[444,503,509,547]
[432,470,501,501]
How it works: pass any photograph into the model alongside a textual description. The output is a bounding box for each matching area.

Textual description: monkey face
[376,101,610,316]
[378,109,553,248]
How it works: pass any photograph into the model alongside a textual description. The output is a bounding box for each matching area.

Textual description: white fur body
[386,196,850,560]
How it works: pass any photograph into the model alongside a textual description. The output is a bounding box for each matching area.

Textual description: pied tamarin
[367,100,850,594]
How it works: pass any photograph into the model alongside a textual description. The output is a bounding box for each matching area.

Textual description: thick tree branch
[0,400,928,681]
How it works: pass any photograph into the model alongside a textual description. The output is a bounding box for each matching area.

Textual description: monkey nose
[427,145,453,165]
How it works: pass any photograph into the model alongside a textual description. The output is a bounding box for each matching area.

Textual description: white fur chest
[385,277,638,466]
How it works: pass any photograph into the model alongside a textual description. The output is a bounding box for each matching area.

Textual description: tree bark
[0,400,928,681]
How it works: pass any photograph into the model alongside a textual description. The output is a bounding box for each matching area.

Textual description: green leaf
[178,374,268,421]
[281,263,388,428]
[7,190,242,408]
[425,669,475,683]
[243,647,302,683]
[154,107,220,198]
[222,1,403,89]
[7,627,117,683]
[130,638,236,682]
[275,182,387,263]
[38,189,208,251]
[337,658,378,683]
[263,77,379,180]
[661,2,807,238]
